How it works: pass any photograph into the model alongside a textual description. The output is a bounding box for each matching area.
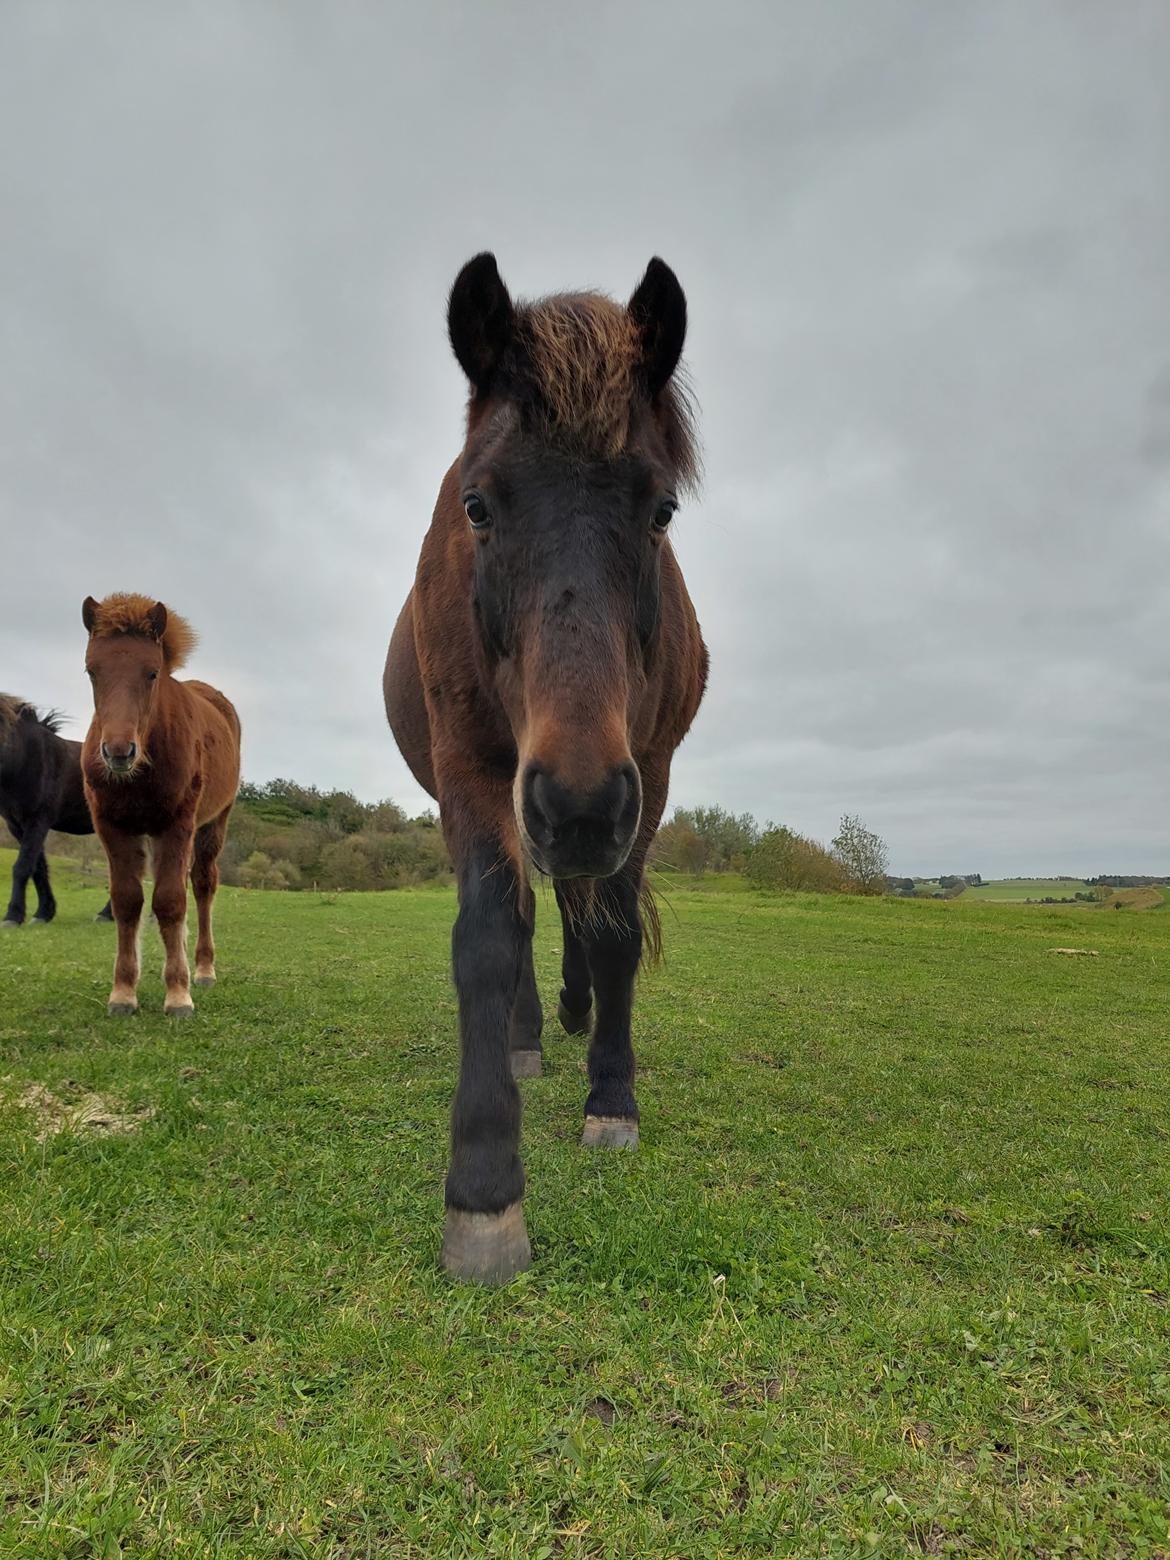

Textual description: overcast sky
[2,2,1167,876]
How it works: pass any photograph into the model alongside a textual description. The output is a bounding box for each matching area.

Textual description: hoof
[510,1049,542,1080]
[558,998,592,1037]
[193,973,216,989]
[31,916,52,926]
[165,1002,195,1019]
[1,919,20,931]
[107,1000,138,1017]
[582,1115,639,1150]
[442,1202,531,1285]
[94,909,114,923]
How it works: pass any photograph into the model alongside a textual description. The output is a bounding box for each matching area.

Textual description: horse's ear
[82,596,98,632]
[448,252,514,395]
[628,258,687,397]
[147,602,168,640]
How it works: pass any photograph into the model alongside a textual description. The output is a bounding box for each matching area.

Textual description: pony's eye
[147,671,158,683]
[464,493,490,530]
[651,498,678,533]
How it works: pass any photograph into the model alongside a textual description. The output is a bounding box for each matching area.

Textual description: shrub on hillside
[220,779,451,891]
[236,851,302,890]
[745,826,850,893]
[650,805,761,875]
[831,813,889,895]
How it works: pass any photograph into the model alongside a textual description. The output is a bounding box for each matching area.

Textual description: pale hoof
[30,916,51,926]
[558,998,592,1037]
[581,1115,639,1150]
[164,1002,195,1019]
[510,1049,542,1080]
[1,919,20,931]
[442,1202,531,1284]
[107,1000,138,1017]
[193,972,216,989]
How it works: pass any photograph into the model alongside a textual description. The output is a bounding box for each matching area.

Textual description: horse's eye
[651,498,678,533]
[464,493,490,530]
[147,671,158,683]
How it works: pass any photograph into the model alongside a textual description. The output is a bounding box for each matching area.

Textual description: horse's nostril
[528,770,552,831]
[607,763,639,823]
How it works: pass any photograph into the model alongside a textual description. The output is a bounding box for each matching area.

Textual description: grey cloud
[2,0,1167,876]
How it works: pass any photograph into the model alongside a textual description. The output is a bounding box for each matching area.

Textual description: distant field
[1,852,1169,1555]
[963,879,1092,902]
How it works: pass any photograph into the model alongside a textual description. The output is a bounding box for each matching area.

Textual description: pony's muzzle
[521,760,641,879]
[101,739,137,773]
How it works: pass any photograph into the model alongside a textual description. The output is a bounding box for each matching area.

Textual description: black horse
[0,695,112,926]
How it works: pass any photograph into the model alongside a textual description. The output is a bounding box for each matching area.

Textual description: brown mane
[514,293,701,489]
[86,593,198,669]
[0,694,31,731]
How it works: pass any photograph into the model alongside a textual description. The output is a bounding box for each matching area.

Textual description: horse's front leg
[101,829,147,1014]
[152,821,195,1017]
[578,870,643,1150]
[31,847,57,924]
[442,832,533,1284]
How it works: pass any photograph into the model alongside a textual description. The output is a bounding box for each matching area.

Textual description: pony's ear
[448,252,514,395]
[147,602,168,640]
[628,258,687,397]
[82,596,98,632]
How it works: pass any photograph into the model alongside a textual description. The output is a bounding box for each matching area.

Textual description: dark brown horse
[81,594,241,1017]
[0,695,112,926]
[384,255,708,1282]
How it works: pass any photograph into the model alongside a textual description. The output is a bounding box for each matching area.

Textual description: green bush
[745,826,850,893]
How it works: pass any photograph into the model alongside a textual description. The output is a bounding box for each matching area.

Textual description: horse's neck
[145,675,189,761]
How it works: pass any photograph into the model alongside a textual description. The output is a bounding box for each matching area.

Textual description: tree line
[650,806,890,895]
[221,779,450,890]
[8,783,892,897]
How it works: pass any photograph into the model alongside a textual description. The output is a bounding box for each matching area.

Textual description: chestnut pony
[384,255,707,1282]
[81,594,241,1017]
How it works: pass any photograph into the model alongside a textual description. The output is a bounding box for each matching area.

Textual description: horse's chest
[98,783,184,838]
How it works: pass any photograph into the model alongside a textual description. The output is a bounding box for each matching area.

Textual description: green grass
[1,854,1168,1556]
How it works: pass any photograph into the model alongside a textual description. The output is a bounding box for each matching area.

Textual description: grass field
[1,853,1168,1557]
[960,881,1093,903]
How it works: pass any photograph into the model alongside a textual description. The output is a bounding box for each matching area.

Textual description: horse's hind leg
[152,822,195,1017]
[578,869,643,1150]
[102,830,147,1014]
[509,902,544,1079]
[191,806,230,987]
[3,818,49,928]
[555,882,593,1035]
[31,848,57,923]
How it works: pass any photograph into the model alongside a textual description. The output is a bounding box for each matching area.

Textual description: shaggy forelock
[86,593,198,669]
[511,294,700,489]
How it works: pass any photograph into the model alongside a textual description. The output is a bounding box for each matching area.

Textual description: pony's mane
[513,293,700,490]
[86,593,197,669]
[0,694,65,734]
